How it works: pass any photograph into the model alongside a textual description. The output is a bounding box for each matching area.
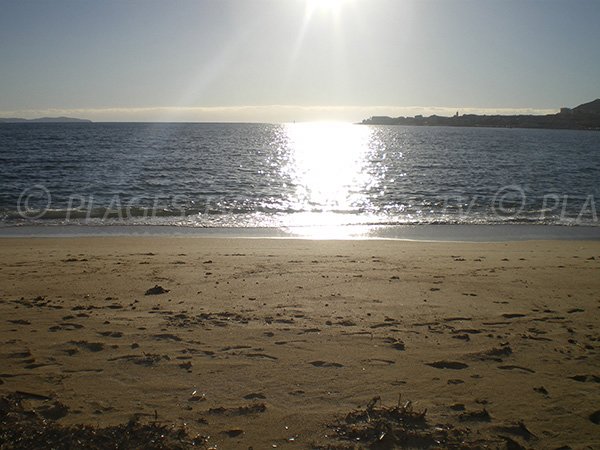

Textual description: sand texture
[0,237,599,449]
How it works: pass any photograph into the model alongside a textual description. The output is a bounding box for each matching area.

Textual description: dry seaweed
[325,395,489,449]
[0,393,207,449]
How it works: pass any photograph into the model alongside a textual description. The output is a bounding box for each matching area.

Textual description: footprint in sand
[310,360,343,368]
[363,359,395,366]
[243,393,266,400]
[568,374,600,383]
[7,319,30,325]
[302,328,321,333]
[220,345,252,351]
[449,403,466,411]
[48,323,84,332]
[427,361,469,370]
[471,346,513,362]
[533,386,549,396]
[63,368,103,373]
[8,350,32,359]
[502,313,527,319]
[221,429,244,438]
[371,321,401,329]
[452,334,471,341]
[98,331,123,338]
[62,258,87,263]
[69,341,104,352]
[178,361,192,371]
[494,422,536,442]
[245,353,278,361]
[153,333,182,342]
[208,403,266,416]
[108,353,168,366]
[383,337,406,351]
[497,365,535,374]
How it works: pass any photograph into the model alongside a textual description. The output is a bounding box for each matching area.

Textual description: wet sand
[0,237,599,448]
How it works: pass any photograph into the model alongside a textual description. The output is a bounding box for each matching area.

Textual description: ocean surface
[1,122,599,234]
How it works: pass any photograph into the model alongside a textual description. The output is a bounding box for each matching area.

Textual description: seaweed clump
[0,393,207,449]
[326,396,491,449]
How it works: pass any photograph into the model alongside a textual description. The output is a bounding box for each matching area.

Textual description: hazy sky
[1,0,599,122]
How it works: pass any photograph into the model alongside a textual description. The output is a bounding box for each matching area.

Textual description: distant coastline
[0,116,92,123]
[361,99,600,131]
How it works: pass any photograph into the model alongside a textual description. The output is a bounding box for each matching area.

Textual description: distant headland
[0,117,92,123]
[361,99,600,130]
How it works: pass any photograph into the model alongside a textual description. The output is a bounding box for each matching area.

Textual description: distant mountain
[0,116,92,123]
[361,99,600,131]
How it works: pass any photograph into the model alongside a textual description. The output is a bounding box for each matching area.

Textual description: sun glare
[307,0,347,13]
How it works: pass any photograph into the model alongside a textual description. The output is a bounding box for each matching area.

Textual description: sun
[306,0,347,13]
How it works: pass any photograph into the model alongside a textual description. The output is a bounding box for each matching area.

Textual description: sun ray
[307,0,347,14]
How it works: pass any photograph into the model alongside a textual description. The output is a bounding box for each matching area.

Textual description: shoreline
[1,237,599,447]
[1,223,600,241]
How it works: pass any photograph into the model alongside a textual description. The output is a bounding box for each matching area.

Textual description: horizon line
[0,104,562,123]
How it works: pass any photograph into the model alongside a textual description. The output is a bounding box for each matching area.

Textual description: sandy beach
[0,236,599,448]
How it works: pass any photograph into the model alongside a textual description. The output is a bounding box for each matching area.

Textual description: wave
[1,207,598,228]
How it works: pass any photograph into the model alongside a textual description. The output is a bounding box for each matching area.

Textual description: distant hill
[361,99,600,130]
[572,98,600,115]
[0,116,92,123]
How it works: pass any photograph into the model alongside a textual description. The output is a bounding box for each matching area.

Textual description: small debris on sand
[144,285,169,296]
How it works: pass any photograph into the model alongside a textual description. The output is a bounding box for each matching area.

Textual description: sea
[1,122,599,239]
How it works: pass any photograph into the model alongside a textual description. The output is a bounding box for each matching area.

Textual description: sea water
[1,122,599,232]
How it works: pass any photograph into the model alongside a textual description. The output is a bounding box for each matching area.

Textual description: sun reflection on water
[282,122,375,234]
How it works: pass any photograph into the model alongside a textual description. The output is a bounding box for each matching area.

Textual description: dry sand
[0,237,599,448]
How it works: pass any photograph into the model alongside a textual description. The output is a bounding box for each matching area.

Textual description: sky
[0,0,599,122]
